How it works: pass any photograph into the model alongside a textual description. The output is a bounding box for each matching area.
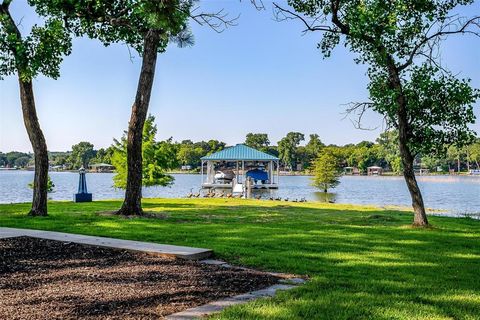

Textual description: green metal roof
[201,144,279,161]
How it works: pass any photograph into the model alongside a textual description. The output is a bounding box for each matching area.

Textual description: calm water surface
[0,171,479,215]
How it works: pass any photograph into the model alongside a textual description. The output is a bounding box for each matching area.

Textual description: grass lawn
[1,199,479,319]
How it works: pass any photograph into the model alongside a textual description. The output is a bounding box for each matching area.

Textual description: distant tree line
[3,130,479,175]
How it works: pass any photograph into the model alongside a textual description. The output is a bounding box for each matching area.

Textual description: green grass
[1,198,479,319]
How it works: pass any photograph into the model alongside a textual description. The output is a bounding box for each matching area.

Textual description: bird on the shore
[186,188,193,198]
[284,198,289,202]
[226,193,233,198]
[255,195,262,200]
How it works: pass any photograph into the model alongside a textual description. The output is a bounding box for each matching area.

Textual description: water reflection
[0,171,479,214]
[313,192,337,203]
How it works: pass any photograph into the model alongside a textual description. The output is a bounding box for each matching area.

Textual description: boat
[214,170,235,181]
[246,168,269,183]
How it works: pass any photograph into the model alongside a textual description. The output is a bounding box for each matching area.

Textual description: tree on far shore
[278,132,305,170]
[245,133,270,152]
[70,142,96,169]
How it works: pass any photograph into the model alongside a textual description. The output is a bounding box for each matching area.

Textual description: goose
[186,188,193,198]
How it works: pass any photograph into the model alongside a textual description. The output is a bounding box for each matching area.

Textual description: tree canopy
[111,115,176,189]
[278,132,305,169]
[311,151,341,193]
[70,142,96,169]
[274,0,480,226]
[245,133,270,152]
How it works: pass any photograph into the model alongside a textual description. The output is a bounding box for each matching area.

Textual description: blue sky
[1,0,479,152]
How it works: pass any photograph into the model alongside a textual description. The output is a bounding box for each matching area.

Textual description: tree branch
[273,2,340,34]
[188,7,239,33]
[398,16,480,71]
[342,102,379,131]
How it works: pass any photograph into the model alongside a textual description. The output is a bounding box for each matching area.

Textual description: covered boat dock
[200,144,279,190]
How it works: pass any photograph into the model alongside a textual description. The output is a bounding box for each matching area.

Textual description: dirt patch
[96,211,169,219]
[0,237,278,320]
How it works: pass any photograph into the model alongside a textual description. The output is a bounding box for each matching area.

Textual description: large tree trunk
[117,30,160,216]
[386,58,428,226]
[19,78,49,216]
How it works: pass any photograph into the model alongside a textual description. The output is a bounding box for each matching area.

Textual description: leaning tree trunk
[19,78,49,216]
[387,59,428,226]
[117,30,160,216]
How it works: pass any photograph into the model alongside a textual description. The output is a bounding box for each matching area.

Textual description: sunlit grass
[1,198,479,319]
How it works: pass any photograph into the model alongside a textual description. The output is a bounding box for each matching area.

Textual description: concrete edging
[0,227,212,260]
[166,259,306,319]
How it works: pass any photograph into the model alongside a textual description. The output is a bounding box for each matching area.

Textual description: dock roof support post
[236,161,239,183]
[242,161,245,184]
[201,160,204,186]
[276,160,279,186]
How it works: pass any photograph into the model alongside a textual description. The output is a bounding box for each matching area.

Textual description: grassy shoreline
[1,199,479,319]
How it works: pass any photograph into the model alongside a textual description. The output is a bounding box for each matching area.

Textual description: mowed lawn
[1,199,479,319]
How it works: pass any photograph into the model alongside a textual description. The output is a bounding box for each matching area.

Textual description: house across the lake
[367,166,383,176]
[89,163,115,173]
[200,144,279,192]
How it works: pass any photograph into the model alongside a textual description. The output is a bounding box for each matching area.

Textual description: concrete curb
[166,259,307,319]
[0,227,212,260]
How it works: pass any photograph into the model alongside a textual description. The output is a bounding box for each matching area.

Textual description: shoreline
[2,169,479,178]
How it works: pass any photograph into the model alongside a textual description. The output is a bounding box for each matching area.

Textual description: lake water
[0,171,479,215]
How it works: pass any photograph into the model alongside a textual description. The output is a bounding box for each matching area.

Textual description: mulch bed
[0,237,279,320]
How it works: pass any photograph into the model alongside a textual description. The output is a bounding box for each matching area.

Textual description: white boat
[214,170,235,181]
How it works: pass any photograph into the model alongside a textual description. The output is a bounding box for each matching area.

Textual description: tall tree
[34,0,236,215]
[0,0,72,216]
[305,133,325,166]
[275,0,480,226]
[277,132,305,170]
[245,133,270,151]
[70,142,96,169]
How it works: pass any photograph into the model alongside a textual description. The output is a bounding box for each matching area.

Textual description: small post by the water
[74,167,92,202]
[246,176,252,199]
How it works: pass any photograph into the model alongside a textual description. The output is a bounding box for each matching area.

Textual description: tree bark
[386,58,429,226]
[19,79,49,216]
[2,3,49,216]
[117,30,160,216]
